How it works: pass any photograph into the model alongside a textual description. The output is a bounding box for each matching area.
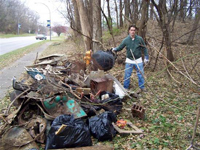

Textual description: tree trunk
[124,0,130,26]
[106,0,112,30]
[150,1,154,20]
[171,0,178,32]
[133,0,139,25]
[85,0,93,32]
[187,4,200,44]
[163,24,174,61]
[130,0,134,22]
[151,0,174,61]
[114,0,119,28]
[179,0,187,22]
[188,0,193,20]
[92,0,102,52]
[119,0,123,27]
[71,0,81,37]
[76,0,92,51]
[138,0,149,41]
[101,7,116,46]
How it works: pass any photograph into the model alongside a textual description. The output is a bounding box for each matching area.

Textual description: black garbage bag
[92,50,115,71]
[81,92,123,117]
[100,91,123,115]
[45,115,92,150]
[87,111,117,141]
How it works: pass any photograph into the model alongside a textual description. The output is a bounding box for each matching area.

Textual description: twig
[100,7,116,46]
[187,101,200,150]
[112,66,132,76]
[181,59,196,84]
[70,24,105,50]
[149,42,199,87]
[150,36,164,72]
[189,60,200,76]
[166,68,181,84]
[170,25,200,45]
[129,49,196,115]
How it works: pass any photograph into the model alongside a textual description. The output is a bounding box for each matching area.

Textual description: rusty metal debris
[90,77,113,94]
[2,127,39,150]
[0,52,139,149]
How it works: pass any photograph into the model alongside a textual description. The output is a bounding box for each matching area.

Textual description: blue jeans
[124,63,145,89]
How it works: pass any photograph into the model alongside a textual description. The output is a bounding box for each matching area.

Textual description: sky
[21,0,67,26]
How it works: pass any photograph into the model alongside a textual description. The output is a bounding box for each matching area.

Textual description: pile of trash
[0,51,142,150]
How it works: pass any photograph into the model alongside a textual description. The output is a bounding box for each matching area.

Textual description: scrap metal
[0,52,137,149]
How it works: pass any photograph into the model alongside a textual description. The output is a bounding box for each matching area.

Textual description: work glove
[111,47,117,54]
[110,47,117,60]
[144,56,149,65]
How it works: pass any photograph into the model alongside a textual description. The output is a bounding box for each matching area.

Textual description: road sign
[18,24,21,29]
[47,20,51,27]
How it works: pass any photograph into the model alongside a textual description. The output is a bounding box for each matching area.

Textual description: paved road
[0,36,48,55]
[0,42,52,100]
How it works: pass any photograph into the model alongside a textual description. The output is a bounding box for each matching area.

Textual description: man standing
[113,25,149,93]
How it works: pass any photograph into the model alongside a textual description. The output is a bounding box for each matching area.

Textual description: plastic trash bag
[82,92,123,116]
[91,50,115,71]
[87,111,117,141]
[100,91,123,115]
[113,81,125,98]
[45,115,92,150]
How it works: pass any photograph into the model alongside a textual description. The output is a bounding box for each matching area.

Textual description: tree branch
[70,24,105,50]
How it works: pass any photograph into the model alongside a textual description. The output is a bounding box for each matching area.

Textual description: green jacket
[115,35,148,60]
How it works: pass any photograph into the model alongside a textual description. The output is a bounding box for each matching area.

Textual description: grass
[109,63,199,149]
[0,35,65,70]
[0,41,46,70]
[51,33,66,41]
[0,33,35,38]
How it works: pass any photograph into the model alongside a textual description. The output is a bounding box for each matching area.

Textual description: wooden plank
[112,122,143,134]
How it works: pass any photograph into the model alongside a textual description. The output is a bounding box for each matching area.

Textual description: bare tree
[119,0,123,27]
[75,0,92,51]
[187,0,194,20]
[0,0,39,34]
[171,0,179,32]
[92,0,102,51]
[187,0,200,44]
[71,0,81,37]
[150,1,154,20]
[151,0,174,61]
[130,0,139,25]
[106,0,112,30]
[52,25,67,36]
[124,0,130,26]
[101,1,116,46]
[179,0,187,22]
[114,0,119,28]
[138,0,149,41]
